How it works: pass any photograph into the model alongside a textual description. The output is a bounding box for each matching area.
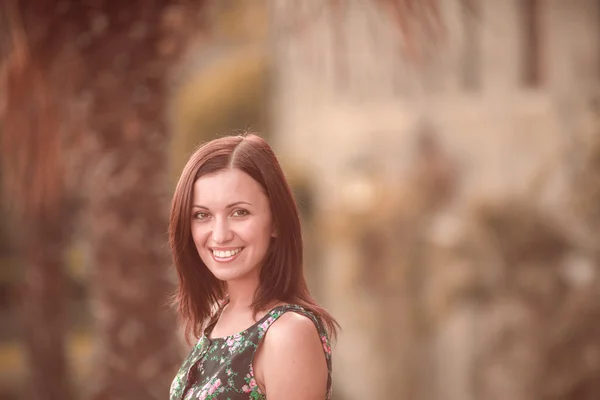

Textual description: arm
[254,312,328,399]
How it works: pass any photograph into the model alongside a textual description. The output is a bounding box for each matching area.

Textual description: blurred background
[1,0,599,399]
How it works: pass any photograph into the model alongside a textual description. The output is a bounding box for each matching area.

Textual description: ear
[271,224,278,238]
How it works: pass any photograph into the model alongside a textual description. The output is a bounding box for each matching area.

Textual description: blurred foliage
[207,0,269,41]
[168,0,270,180]
[170,47,269,179]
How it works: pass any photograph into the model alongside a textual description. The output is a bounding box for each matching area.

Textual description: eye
[193,211,209,220]
[232,209,249,217]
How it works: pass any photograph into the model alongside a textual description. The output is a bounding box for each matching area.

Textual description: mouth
[211,247,243,263]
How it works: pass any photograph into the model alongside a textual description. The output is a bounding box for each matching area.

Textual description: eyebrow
[192,201,253,210]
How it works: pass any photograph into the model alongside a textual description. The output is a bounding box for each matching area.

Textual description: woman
[168,133,339,400]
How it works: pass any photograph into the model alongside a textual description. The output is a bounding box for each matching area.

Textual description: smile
[211,247,243,262]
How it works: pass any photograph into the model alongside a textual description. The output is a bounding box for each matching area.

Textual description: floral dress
[169,304,333,400]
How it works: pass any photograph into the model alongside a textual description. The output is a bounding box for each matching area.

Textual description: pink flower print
[259,317,275,332]
[249,378,257,388]
[242,385,250,393]
[196,379,221,399]
[321,336,331,355]
[225,333,244,353]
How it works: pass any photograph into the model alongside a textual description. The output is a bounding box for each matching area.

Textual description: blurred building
[268,1,599,399]
[270,0,598,202]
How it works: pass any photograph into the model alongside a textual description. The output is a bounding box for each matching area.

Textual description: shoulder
[266,310,322,346]
[255,310,329,399]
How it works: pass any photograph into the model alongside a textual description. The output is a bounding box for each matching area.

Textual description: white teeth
[213,248,241,258]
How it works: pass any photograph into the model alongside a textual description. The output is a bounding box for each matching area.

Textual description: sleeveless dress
[169,303,333,400]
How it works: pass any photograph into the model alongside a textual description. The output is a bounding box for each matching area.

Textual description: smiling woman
[168,133,338,400]
[190,169,275,283]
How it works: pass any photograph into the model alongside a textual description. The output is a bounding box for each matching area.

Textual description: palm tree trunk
[2,1,206,399]
[1,2,74,397]
[84,121,182,400]
[18,225,72,400]
[77,3,206,399]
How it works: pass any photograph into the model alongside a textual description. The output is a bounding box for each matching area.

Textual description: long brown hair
[169,133,339,342]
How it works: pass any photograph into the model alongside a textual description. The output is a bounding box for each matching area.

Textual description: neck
[225,276,259,311]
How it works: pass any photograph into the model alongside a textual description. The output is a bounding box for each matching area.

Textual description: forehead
[192,168,267,206]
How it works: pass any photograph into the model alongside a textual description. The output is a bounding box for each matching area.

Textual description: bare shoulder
[256,311,328,400]
[265,311,322,347]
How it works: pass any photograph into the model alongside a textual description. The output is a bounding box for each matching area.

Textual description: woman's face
[191,168,275,283]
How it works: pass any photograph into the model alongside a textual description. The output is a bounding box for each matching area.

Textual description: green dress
[169,303,333,400]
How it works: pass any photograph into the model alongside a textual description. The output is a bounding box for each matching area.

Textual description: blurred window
[461,0,481,91]
[520,0,543,87]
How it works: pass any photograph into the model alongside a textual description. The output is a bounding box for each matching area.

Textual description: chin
[200,249,258,279]
[211,269,256,283]
[201,260,253,281]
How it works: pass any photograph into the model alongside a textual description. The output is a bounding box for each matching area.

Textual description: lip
[210,247,243,251]
[210,247,244,263]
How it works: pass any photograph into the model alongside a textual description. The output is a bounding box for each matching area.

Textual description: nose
[211,216,233,244]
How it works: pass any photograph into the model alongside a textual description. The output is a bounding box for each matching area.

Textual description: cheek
[190,225,208,246]
[242,220,273,242]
